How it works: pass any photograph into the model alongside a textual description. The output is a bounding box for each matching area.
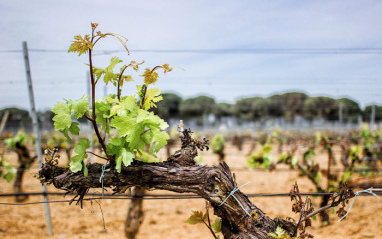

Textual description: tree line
[152,92,381,123]
[1,92,381,130]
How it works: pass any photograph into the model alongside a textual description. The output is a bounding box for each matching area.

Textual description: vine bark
[38,144,295,239]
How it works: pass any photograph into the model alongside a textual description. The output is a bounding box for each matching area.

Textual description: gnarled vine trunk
[38,146,295,239]
[14,143,36,202]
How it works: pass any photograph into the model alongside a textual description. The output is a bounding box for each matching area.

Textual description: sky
[1,0,382,111]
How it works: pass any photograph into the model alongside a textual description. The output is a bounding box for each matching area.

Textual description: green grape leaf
[111,115,138,137]
[133,137,147,155]
[141,68,159,85]
[268,226,290,239]
[124,96,139,112]
[82,161,88,176]
[315,131,322,143]
[139,150,159,163]
[104,96,119,104]
[92,66,104,82]
[115,148,134,173]
[68,96,90,119]
[126,123,145,150]
[143,88,163,110]
[74,139,91,154]
[3,138,13,148]
[151,128,170,153]
[15,131,28,147]
[69,154,85,173]
[93,57,123,84]
[60,122,80,141]
[136,109,155,124]
[109,137,124,147]
[68,34,93,56]
[117,74,133,87]
[69,122,80,135]
[4,130,27,149]
[331,208,336,215]
[275,227,287,238]
[109,96,139,117]
[246,155,258,170]
[110,102,127,117]
[291,157,298,166]
[96,117,110,135]
[262,153,272,169]
[106,143,119,156]
[262,144,272,153]
[69,139,91,175]
[185,211,207,225]
[95,100,113,133]
[141,131,152,145]
[212,135,225,154]
[95,100,112,118]
[149,141,156,156]
[211,217,222,233]
[342,170,352,182]
[137,109,168,130]
[52,102,72,131]
[162,63,173,73]
[279,153,288,163]
[314,171,322,184]
[3,161,16,182]
[137,84,146,102]
[4,172,15,182]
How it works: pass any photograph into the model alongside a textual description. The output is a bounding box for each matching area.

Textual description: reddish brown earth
[1,142,381,239]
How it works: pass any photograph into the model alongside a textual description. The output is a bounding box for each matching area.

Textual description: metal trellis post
[22,41,53,236]
[370,104,376,131]
[339,103,343,125]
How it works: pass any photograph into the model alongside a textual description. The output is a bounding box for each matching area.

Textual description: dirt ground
[1,141,381,239]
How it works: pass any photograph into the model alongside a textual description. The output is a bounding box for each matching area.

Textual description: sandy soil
[1,142,381,239]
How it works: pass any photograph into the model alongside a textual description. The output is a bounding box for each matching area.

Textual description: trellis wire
[1,191,381,206]
[2,166,382,173]
[218,182,252,217]
[338,188,381,222]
